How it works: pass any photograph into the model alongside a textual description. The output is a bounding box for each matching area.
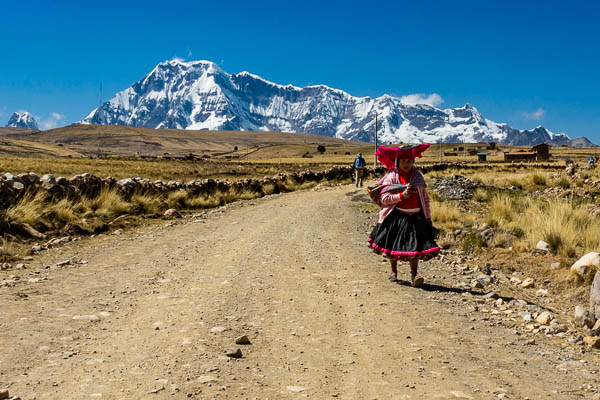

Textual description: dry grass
[0,157,339,182]
[2,172,335,238]
[430,200,476,231]
[485,193,600,259]
[0,237,14,257]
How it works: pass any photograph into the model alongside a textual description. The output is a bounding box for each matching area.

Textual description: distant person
[367,144,439,287]
[354,153,366,187]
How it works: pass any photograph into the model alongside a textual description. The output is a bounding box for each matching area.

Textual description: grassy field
[0,157,346,181]
[2,124,598,165]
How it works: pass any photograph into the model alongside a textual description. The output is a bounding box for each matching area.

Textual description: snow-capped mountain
[81,59,590,146]
[6,111,39,130]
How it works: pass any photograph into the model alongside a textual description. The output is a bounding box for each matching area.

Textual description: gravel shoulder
[1,183,599,399]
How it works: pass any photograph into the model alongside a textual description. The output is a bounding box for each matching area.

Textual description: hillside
[0,124,366,158]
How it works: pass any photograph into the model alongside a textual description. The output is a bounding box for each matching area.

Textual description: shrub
[473,188,489,202]
[555,176,571,189]
[531,173,547,186]
[462,232,486,253]
[317,145,326,153]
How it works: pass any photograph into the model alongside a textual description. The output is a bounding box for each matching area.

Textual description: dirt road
[1,183,598,399]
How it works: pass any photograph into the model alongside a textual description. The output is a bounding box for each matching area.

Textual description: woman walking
[367,144,439,287]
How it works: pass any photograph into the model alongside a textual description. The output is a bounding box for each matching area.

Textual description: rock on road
[0,184,597,399]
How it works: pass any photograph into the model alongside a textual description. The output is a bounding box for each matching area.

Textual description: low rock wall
[0,162,559,209]
[0,166,388,209]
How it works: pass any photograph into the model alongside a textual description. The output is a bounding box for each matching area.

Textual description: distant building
[487,142,497,150]
[532,143,551,161]
[477,153,487,162]
[503,151,536,162]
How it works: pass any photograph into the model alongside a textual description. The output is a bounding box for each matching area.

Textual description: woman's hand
[403,184,412,199]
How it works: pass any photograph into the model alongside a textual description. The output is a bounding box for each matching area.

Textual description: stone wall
[0,166,387,209]
[0,162,560,209]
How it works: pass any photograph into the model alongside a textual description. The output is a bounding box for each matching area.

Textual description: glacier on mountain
[5,111,39,130]
[81,59,585,146]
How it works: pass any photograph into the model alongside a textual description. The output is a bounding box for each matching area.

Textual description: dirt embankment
[1,183,599,399]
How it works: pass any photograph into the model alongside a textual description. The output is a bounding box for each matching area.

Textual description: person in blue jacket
[354,153,366,187]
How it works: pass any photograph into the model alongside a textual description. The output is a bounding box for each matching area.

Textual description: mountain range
[5,111,39,130]
[16,59,593,147]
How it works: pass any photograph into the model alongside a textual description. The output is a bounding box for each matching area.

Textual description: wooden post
[374,114,378,167]
[439,137,442,163]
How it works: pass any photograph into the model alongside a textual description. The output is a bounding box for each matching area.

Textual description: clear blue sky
[2,0,599,140]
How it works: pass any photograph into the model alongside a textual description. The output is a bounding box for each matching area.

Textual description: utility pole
[374,113,378,167]
[439,136,442,163]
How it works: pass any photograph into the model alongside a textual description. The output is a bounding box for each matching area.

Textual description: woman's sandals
[388,272,397,282]
[411,276,424,288]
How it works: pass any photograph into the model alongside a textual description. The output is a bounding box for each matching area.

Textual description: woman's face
[398,158,413,172]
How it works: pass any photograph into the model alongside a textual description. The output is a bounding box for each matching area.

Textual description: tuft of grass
[555,175,571,189]
[473,188,489,202]
[462,232,487,253]
[431,201,462,224]
[84,189,133,219]
[166,190,189,210]
[131,193,165,215]
[7,192,50,231]
[0,237,14,257]
[428,190,442,203]
[531,173,547,187]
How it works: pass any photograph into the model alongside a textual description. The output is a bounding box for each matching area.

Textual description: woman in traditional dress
[367,144,440,287]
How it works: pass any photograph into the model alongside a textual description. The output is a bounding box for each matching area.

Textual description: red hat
[376,144,431,170]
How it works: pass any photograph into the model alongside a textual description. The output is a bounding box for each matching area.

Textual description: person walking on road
[367,144,439,287]
[354,153,366,187]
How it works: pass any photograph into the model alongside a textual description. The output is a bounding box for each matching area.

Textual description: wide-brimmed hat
[376,144,431,170]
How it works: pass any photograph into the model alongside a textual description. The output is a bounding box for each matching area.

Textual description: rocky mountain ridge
[5,111,39,130]
[80,59,594,146]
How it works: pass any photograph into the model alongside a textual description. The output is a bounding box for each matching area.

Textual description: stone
[72,314,101,322]
[482,291,499,300]
[519,312,533,322]
[521,278,535,289]
[287,386,307,393]
[536,289,548,297]
[591,271,600,318]
[0,389,8,399]
[226,348,243,358]
[164,209,182,219]
[210,326,226,333]
[510,277,522,285]
[12,222,46,239]
[40,174,55,184]
[536,240,550,252]
[508,299,527,308]
[574,306,596,328]
[235,335,251,345]
[536,311,553,325]
[197,375,218,384]
[470,280,483,289]
[476,274,493,286]
[583,336,600,349]
[571,252,600,278]
[550,262,561,270]
[593,319,600,330]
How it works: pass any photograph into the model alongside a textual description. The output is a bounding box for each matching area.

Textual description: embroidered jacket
[376,169,431,224]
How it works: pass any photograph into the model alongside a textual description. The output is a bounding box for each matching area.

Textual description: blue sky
[1,0,599,140]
